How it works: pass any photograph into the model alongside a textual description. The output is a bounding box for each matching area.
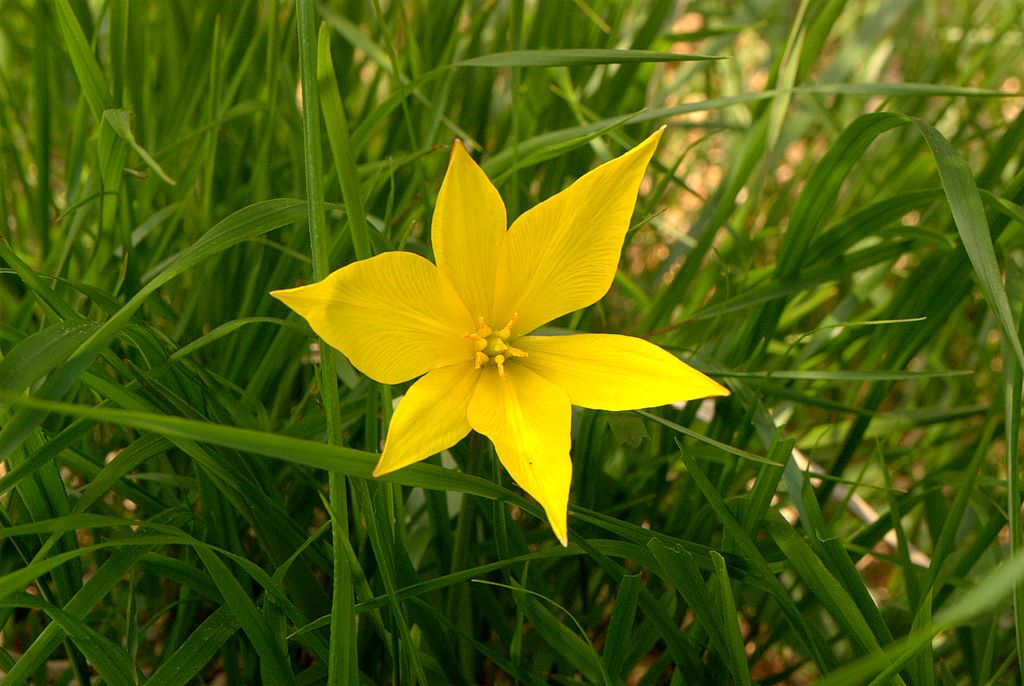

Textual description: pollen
[464,314,527,378]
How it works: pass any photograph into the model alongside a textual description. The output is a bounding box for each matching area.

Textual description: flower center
[465,315,527,378]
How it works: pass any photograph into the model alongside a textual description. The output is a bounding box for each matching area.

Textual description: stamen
[465,313,524,378]
[497,312,518,339]
[464,332,488,352]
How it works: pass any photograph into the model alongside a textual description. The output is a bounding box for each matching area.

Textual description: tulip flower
[272,128,728,545]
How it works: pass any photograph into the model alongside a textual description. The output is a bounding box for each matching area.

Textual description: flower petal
[517,333,729,410]
[492,128,664,334]
[373,362,479,476]
[271,252,474,384]
[467,365,573,546]
[432,141,508,320]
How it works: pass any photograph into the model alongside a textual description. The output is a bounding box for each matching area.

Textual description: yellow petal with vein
[517,333,729,410]
[467,365,572,546]
[271,252,474,384]
[433,141,508,320]
[373,362,479,476]
[492,128,664,335]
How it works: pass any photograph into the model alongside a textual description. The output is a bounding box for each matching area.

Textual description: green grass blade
[143,606,240,686]
[317,21,371,261]
[0,199,307,462]
[299,8,360,683]
[601,573,641,680]
[0,390,520,505]
[54,0,112,120]
[710,552,753,686]
[458,48,722,67]
[910,117,1024,367]
[0,592,136,686]
[192,545,297,685]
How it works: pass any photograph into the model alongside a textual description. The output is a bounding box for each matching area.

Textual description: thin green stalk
[1007,301,1024,679]
[296,1,355,683]
[316,22,371,262]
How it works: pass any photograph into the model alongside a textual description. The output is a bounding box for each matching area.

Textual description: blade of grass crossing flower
[298,5,357,682]
[0,390,527,503]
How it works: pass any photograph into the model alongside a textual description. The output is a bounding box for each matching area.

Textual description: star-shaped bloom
[272,128,728,545]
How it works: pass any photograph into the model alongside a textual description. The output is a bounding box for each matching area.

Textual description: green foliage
[1,0,1023,684]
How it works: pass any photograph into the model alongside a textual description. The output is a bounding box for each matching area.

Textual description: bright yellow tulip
[272,128,728,545]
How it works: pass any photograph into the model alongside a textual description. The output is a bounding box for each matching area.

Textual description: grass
[1,0,1023,684]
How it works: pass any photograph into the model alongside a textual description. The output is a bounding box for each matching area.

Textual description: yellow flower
[272,128,728,545]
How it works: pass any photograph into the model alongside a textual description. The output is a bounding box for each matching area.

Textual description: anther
[466,314,524,378]
[496,313,518,339]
